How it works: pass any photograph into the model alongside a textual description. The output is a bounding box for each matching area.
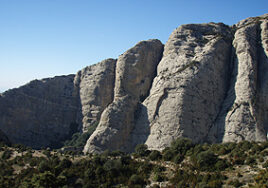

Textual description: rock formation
[0,14,267,152]
[0,59,116,149]
[208,14,268,143]
[0,75,79,148]
[129,23,233,151]
[83,39,163,153]
[74,59,116,132]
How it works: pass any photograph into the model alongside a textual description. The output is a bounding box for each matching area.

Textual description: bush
[173,154,184,164]
[38,160,50,173]
[196,151,218,171]
[152,172,165,182]
[1,150,12,160]
[58,158,72,169]
[148,150,161,161]
[215,160,229,171]
[170,138,193,155]
[103,159,122,171]
[228,179,243,187]
[245,156,256,166]
[128,174,146,186]
[64,122,98,148]
[263,160,268,168]
[135,144,149,157]
[162,149,174,161]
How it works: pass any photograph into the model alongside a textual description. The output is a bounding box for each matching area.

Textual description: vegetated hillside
[0,139,267,187]
[0,14,268,152]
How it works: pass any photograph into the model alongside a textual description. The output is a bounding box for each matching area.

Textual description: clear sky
[0,0,267,92]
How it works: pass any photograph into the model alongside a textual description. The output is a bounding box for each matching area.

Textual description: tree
[196,151,218,171]
[135,144,149,157]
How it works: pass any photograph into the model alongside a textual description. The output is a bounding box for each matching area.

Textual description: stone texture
[0,75,80,148]
[1,14,268,151]
[74,59,116,132]
[83,39,163,153]
[208,15,268,142]
[129,23,233,151]
[257,18,268,138]
[0,59,116,149]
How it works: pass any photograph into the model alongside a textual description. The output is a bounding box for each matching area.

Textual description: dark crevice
[256,21,268,137]
[206,27,237,143]
[140,44,164,103]
[153,88,168,120]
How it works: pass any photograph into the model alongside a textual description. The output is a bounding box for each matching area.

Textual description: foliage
[0,139,267,187]
[64,121,98,148]
[148,150,161,161]
[135,144,149,157]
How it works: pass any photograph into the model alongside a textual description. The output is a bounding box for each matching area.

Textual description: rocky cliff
[0,14,267,151]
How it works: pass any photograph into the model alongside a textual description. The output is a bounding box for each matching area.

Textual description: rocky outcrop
[208,14,268,143]
[0,59,116,149]
[0,14,267,151]
[74,59,116,132]
[83,39,163,153]
[130,23,233,151]
[0,75,80,148]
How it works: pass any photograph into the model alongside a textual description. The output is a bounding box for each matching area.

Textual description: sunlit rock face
[0,14,267,152]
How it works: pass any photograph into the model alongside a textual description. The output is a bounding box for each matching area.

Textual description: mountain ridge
[0,14,267,152]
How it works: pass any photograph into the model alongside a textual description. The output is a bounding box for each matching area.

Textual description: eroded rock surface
[223,15,268,142]
[74,59,116,132]
[1,14,268,151]
[0,75,80,148]
[83,39,163,153]
[130,23,233,151]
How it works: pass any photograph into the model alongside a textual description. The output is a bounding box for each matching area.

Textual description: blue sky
[0,0,267,92]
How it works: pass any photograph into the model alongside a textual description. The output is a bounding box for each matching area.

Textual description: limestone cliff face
[74,59,116,132]
[208,14,268,143]
[0,14,267,151]
[130,23,233,151]
[0,59,116,149]
[0,75,79,148]
[83,39,164,153]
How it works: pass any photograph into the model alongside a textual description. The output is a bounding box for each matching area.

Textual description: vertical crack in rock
[256,18,268,139]
[220,15,268,142]
[0,14,267,151]
[206,32,237,143]
[75,59,116,132]
[83,40,163,153]
[132,23,233,151]
[153,88,169,120]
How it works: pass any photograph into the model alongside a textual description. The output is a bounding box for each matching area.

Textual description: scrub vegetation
[0,139,267,187]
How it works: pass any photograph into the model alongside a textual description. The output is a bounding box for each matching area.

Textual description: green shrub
[170,138,194,155]
[103,159,122,171]
[1,150,12,160]
[245,156,256,166]
[254,169,268,187]
[162,149,174,161]
[215,159,229,171]
[196,151,218,171]
[263,160,268,168]
[148,150,161,161]
[64,122,98,148]
[173,154,184,164]
[152,172,165,182]
[58,158,72,169]
[38,160,50,173]
[135,144,149,157]
[228,179,243,187]
[128,174,146,186]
